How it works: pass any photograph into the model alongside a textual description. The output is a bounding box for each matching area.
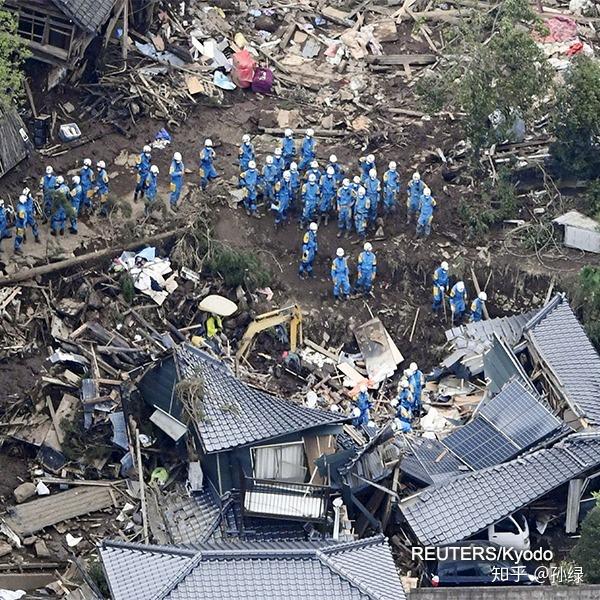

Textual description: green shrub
[571,499,600,583]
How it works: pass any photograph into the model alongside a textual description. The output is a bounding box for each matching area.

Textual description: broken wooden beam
[365,54,437,66]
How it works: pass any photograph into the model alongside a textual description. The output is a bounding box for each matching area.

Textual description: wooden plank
[365,54,437,65]
[304,338,340,362]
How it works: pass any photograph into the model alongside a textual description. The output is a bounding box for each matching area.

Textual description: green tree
[551,55,600,179]
[574,266,600,349]
[0,0,27,106]
[571,498,600,583]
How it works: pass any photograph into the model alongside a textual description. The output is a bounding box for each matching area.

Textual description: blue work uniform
[407,179,425,221]
[199,148,217,190]
[169,159,184,208]
[328,162,343,183]
[337,186,353,235]
[409,370,424,411]
[51,183,70,235]
[14,203,27,253]
[40,174,57,219]
[416,193,436,237]
[301,181,320,226]
[331,255,351,299]
[272,179,293,225]
[282,136,296,168]
[0,206,11,251]
[24,193,39,241]
[470,298,485,322]
[356,250,377,294]
[239,142,255,172]
[262,163,279,203]
[69,183,84,233]
[240,168,259,215]
[93,169,110,216]
[273,156,285,180]
[364,175,381,225]
[290,170,301,209]
[135,151,151,198]
[383,169,400,212]
[144,171,158,215]
[396,389,414,427]
[298,241,316,278]
[305,167,322,183]
[319,174,337,216]
[303,229,318,255]
[450,283,468,321]
[80,166,94,209]
[353,193,370,239]
[353,391,372,427]
[299,136,316,170]
[432,266,449,312]
[359,158,375,182]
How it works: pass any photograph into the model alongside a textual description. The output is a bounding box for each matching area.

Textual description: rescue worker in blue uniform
[305,160,322,183]
[394,378,414,430]
[470,291,487,322]
[240,160,260,217]
[336,179,353,239]
[416,187,436,237]
[327,154,343,183]
[134,145,152,202]
[80,159,94,211]
[301,173,320,227]
[289,162,301,210]
[352,385,372,427]
[304,221,319,255]
[40,166,56,222]
[91,160,110,216]
[331,247,351,300]
[13,198,27,255]
[364,169,381,226]
[351,176,362,195]
[144,165,159,216]
[383,161,400,213]
[272,170,294,227]
[450,281,468,323]
[318,166,337,225]
[359,154,376,182]
[408,362,424,412]
[169,152,184,210]
[69,175,84,234]
[298,237,316,279]
[273,148,285,180]
[22,187,40,243]
[355,242,377,295]
[432,261,449,314]
[262,156,278,204]
[299,128,316,170]
[51,175,69,236]
[282,129,296,168]
[0,200,11,252]
[199,139,217,190]
[353,186,369,240]
[239,134,255,172]
[407,171,425,224]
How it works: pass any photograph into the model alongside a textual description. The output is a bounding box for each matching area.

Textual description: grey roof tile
[524,294,600,425]
[52,0,116,32]
[401,431,600,546]
[175,345,347,453]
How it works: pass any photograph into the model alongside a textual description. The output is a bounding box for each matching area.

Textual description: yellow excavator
[236,305,303,363]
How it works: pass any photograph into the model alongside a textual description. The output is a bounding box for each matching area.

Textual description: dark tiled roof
[52,0,116,32]
[100,536,406,600]
[401,431,600,546]
[524,294,600,425]
[176,345,347,453]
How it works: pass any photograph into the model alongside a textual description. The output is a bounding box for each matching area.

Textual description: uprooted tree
[418,0,552,153]
[0,0,28,107]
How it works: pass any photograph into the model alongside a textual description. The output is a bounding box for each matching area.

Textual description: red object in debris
[538,16,578,43]
[567,41,584,56]
[231,50,256,88]
[431,575,440,588]
[251,67,274,94]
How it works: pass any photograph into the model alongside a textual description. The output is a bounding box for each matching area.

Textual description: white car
[488,513,530,551]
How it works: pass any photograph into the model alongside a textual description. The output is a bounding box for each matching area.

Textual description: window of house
[252,442,307,483]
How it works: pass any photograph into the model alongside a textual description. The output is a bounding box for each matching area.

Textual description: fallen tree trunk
[0,227,187,286]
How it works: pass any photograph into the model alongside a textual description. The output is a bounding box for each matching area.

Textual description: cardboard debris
[354,318,404,383]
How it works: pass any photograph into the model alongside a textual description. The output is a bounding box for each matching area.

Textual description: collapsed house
[0,107,33,180]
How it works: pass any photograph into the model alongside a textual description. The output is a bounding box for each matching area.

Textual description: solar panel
[443,418,518,470]
[479,380,562,449]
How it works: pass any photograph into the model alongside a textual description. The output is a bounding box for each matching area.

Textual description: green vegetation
[87,559,110,597]
[580,179,600,221]
[551,56,600,179]
[0,0,28,107]
[574,266,600,349]
[571,495,600,583]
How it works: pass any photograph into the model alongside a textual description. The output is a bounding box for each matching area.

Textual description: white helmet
[329,154,337,163]
[441,261,449,270]
[72,175,80,184]
[205,139,213,147]
[352,407,361,418]
[46,166,53,174]
[353,176,361,184]
[0,199,4,207]
[284,128,293,137]
[150,165,159,174]
[357,186,366,196]
[290,162,298,172]
[22,187,30,196]
[456,281,465,292]
[56,175,64,184]
[412,172,421,181]
[342,178,350,187]
[336,248,344,257]
[83,158,92,167]
[266,155,273,165]
[389,161,397,170]
[19,194,27,204]
[309,222,318,232]
[310,160,318,169]
[399,378,409,389]
[275,148,282,157]
[283,170,291,181]
[369,168,377,178]
[364,242,372,252]
[248,160,256,169]
[423,187,431,196]
[173,151,182,162]
[242,134,251,143]
[409,362,418,372]
[306,128,314,137]
[143,145,151,153]
[359,384,367,393]
[367,154,375,163]
[308,173,316,183]
[326,166,335,176]
[479,291,488,301]
[97,160,106,169]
